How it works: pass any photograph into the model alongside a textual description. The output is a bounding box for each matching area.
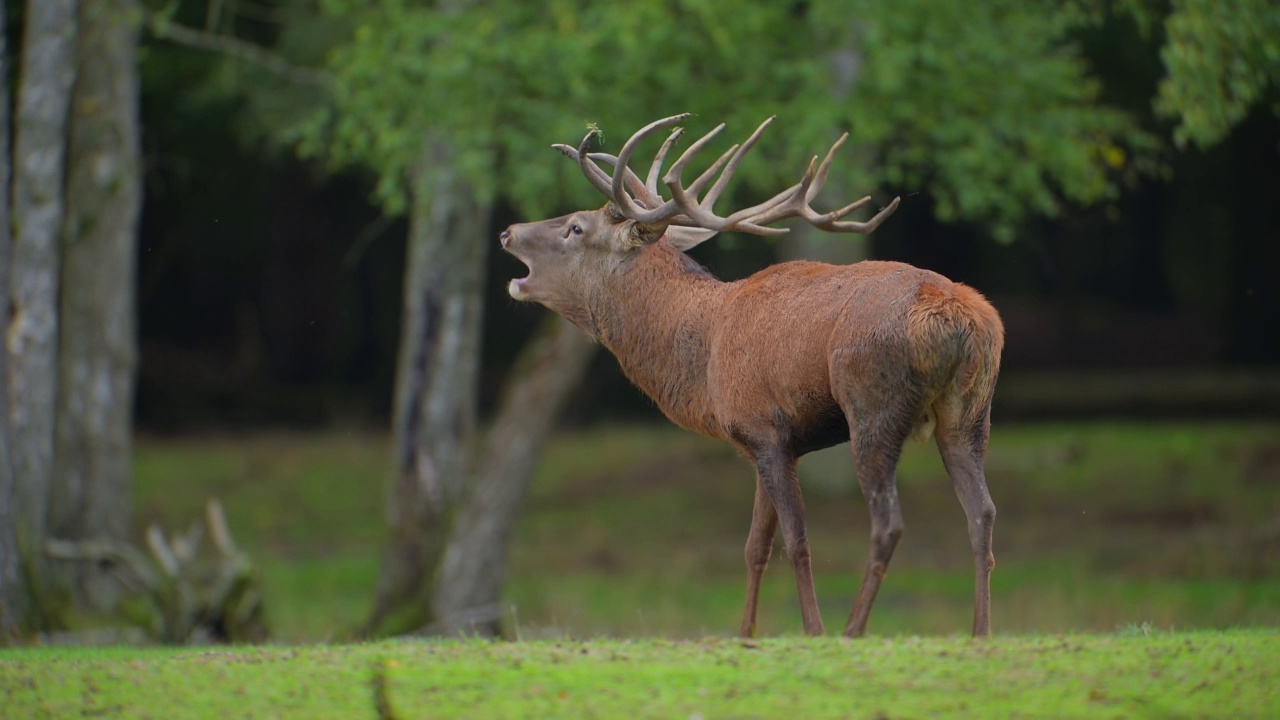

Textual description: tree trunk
[0,336,14,642]
[8,0,79,631]
[366,139,601,638]
[0,2,20,646]
[433,316,596,636]
[366,140,490,634]
[50,0,141,610]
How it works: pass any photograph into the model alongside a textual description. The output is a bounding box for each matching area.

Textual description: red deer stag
[500,114,1004,638]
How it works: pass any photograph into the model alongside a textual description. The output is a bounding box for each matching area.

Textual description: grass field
[129,421,1280,642]
[5,421,1278,717]
[4,630,1277,718]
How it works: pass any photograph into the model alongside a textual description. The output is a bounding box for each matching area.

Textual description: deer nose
[499,229,512,248]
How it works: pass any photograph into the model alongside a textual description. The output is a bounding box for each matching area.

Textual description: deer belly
[790,400,852,456]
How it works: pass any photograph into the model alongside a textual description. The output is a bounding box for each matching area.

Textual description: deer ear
[666,227,719,252]
[628,222,667,247]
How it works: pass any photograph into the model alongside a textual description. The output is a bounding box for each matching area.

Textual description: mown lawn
[3,630,1277,718]
[129,422,1280,642]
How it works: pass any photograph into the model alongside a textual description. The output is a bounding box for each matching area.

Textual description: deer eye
[570,223,583,235]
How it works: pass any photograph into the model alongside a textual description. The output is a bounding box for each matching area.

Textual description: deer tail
[907,281,1004,431]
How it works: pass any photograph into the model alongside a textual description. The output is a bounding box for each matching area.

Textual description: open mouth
[500,230,534,300]
[507,257,533,300]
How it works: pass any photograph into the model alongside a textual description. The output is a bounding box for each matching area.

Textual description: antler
[554,114,900,246]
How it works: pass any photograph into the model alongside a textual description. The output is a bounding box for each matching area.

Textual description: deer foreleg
[756,451,824,636]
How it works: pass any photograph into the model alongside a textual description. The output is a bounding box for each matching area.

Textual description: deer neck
[590,242,728,438]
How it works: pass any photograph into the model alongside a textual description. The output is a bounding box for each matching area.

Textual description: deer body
[502,115,1003,638]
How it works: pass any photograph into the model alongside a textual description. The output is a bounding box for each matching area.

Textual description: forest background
[0,0,1276,644]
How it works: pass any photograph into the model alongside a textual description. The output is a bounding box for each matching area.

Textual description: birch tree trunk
[433,316,596,636]
[8,0,79,631]
[51,0,141,610]
[0,3,20,646]
[366,139,600,638]
[366,141,490,634]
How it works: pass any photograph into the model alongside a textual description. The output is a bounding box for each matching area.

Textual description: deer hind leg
[843,411,911,638]
[754,449,825,636]
[934,398,997,637]
[739,477,779,638]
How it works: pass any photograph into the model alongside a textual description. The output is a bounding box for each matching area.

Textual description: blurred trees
[263,0,1161,635]
[124,2,1279,430]
[370,139,498,635]
[0,0,142,641]
[302,0,1154,238]
[139,0,1277,637]
[52,0,143,614]
[1156,0,1280,148]
[291,4,602,637]
[147,0,602,635]
[5,0,80,638]
[0,0,16,644]
[1,0,1272,642]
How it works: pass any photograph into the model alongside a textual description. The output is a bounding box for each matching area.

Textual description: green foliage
[4,631,1278,718]
[1156,0,1280,148]
[285,0,1153,238]
[146,1,1277,234]
[831,0,1153,240]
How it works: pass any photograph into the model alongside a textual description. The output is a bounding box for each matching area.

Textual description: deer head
[500,114,900,327]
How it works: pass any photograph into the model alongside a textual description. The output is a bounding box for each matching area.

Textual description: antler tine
[646,127,685,197]
[663,120,789,236]
[662,122,726,190]
[683,117,788,234]
[552,131,613,200]
[807,132,847,203]
[599,141,742,221]
[703,116,775,209]
[612,114,691,223]
[733,155,825,229]
[811,195,874,224]
[820,195,901,233]
[554,116,686,218]
[731,132,901,235]
[586,119,691,211]
[558,115,898,240]
[586,152,660,206]
[661,122,787,234]
[688,143,740,196]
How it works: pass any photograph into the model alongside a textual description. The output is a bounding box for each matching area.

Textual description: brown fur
[501,206,1004,638]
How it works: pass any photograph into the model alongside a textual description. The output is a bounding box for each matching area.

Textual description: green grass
[127,422,1280,642]
[3,630,1277,718]
[12,424,1280,717]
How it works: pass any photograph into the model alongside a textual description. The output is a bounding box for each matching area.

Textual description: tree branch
[45,537,161,593]
[148,19,331,88]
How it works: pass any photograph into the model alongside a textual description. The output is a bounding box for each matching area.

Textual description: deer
[499,114,1004,638]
